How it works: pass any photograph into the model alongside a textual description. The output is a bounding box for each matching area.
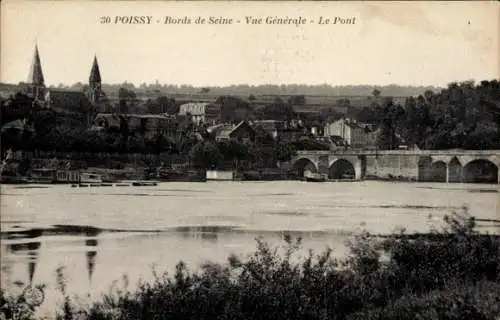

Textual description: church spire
[28,44,45,86]
[88,55,102,104]
[89,55,101,84]
[26,44,46,102]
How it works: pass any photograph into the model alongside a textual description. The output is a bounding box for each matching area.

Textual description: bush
[3,209,500,320]
[0,286,42,320]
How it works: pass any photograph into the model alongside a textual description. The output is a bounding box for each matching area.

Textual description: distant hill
[0,82,436,117]
[44,83,442,98]
[2,82,446,99]
[0,83,21,98]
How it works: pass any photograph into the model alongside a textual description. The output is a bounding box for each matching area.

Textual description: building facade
[324,118,379,149]
[92,113,177,139]
[178,102,221,125]
[207,121,257,143]
[249,120,307,142]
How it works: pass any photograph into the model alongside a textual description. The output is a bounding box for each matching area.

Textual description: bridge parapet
[296,149,500,157]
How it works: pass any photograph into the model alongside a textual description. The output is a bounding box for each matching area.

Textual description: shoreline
[2,175,500,185]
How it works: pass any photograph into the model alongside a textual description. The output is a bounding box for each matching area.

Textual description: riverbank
[3,164,500,184]
[2,210,499,320]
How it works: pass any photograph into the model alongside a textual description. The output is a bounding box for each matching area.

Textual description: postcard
[1,1,499,319]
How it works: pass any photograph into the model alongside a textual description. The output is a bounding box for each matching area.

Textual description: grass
[1,207,499,320]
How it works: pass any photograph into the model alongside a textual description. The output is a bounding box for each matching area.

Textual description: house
[207,121,256,143]
[249,120,284,140]
[329,135,347,147]
[324,118,379,149]
[249,120,307,142]
[1,118,35,134]
[207,124,234,142]
[178,102,221,125]
[92,113,177,139]
[44,90,95,126]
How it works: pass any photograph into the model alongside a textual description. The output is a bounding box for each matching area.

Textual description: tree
[292,137,330,151]
[189,141,222,169]
[159,96,179,114]
[376,99,406,150]
[320,107,343,123]
[127,134,146,153]
[177,116,195,136]
[217,140,249,162]
[463,120,500,149]
[118,87,137,114]
[288,95,306,106]
[274,141,297,162]
[216,95,253,123]
[353,106,379,124]
[261,98,295,121]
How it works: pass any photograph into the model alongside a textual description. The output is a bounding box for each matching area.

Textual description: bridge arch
[418,156,432,181]
[429,161,447,182]
[462,159,498,184]
[460,156,500,169]
[293,157,318,178]
[418,157,447,182]
[328,158,356,180]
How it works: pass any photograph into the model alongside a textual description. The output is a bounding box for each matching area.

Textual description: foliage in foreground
[2,208,500,320]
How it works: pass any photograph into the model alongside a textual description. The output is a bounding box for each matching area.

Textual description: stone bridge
[290,150,500,184]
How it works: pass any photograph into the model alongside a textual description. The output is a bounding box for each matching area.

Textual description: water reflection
[315,204,462,210]
[2,226,102,289]
[175,226,232,242]
[85,237,98,284]
[6,228,43,287]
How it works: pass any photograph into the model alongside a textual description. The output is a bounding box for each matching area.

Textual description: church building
[25,45,110,127]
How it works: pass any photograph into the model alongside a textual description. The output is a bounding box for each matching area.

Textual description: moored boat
[131,181,158,186]
[0,175,30,184]
[303,172,328,182]
[79,172,104,184]
[151,168,207,182]
[29,168,58,184]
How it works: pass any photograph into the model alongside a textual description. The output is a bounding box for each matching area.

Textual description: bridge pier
[317,155,329,176]
[354,158,362,180]
[446,163,449,183]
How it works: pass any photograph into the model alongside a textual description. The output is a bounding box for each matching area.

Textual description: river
[1,181,499,316]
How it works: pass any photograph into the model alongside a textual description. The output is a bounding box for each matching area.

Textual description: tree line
[352,80,500,150]
[36,82,441,97]
[2,79,499,164]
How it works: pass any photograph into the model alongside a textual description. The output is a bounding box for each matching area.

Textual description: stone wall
[292,150,500,183]
[364,154,419,180]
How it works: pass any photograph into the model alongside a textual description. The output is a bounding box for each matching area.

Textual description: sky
[1,1,498,87]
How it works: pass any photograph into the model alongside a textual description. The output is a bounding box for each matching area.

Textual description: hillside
[39,83,441,98]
